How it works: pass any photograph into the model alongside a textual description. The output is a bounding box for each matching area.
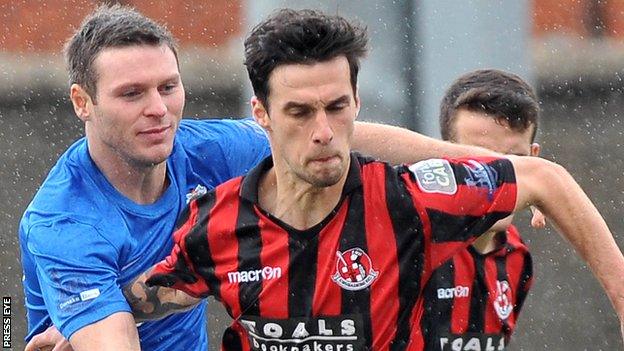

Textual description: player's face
[253,56,360,187]
[452,108,539,231]
[82,44,184,167]
[452,108,538,156]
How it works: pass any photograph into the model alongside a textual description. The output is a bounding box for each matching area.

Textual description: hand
[24,325,73,351]
[530,206,546,229]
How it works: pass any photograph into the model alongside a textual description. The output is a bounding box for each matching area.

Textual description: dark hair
[64,3,178,99]
[439,69,539,142]
[244,8,368,107]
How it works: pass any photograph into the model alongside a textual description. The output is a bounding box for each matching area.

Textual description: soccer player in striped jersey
[122,9,624,351]
[418,69,541,350]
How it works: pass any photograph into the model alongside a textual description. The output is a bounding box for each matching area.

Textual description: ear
[354,87,361,120]
[251,96,271,131]
[70,84,93,122]
[530,142,541,157]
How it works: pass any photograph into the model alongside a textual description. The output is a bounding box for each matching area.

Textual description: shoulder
[176,118,267,145]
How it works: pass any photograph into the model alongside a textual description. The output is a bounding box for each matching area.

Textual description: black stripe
[386,165,426,351]
[185,192,220,299]
[286,228,319,317]
[235,199,263,316]
[421,260,455,351]
[468,254,487,332]
[427,209,511,243]
[339,187,373,349]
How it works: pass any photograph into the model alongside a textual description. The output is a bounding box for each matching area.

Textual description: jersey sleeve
[401,157,517,270]
[24,219,130,340]
[146,197,212,299]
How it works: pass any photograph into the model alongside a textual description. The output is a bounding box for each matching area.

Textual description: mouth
[139,125,171,135]
[309,155,340,165]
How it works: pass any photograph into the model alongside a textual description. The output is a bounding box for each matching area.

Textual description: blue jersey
[19,118,271,350]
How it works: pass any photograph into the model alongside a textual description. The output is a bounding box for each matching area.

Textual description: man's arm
[69,312,139,351]
[122,270,201,322]
[352,121,497,164]
[511,156,624,321]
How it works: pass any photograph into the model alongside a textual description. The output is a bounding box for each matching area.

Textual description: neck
[258,162,348,231]
[471,229,505,254]
[88,141,168,205]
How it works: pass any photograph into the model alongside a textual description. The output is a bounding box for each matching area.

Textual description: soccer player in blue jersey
[19,4,505,351]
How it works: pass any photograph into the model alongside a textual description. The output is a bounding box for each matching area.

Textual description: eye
[290,108,312,118]
[326,102,348,113]
[160,83,178,94]
[121,90,141,99]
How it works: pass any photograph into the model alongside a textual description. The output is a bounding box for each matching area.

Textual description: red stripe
[483,256,500,334]
[405,298,426,350]
[208,178,243,317]
[450,251,475,333]
[313,200,349,316]
[504,226,528,332]
[362,163,400,348]
[257,210,290,318]
[400,173,433,282]
[415,183,517,217]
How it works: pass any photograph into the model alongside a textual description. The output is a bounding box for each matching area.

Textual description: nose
[144,90,167,118]
[312,111,334,145]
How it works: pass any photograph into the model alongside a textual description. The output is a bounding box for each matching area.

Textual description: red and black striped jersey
[147,153,517,350]
[418,225,533,351]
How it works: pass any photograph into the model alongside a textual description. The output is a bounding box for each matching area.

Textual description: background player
[419,69,541,350]
[122,9,624,350]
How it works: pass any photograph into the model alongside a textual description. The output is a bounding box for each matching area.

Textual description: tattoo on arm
[122,270,200,322]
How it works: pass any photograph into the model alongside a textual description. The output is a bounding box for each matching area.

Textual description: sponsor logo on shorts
[437,285,470,299]
[409,159,457,195]
[439,333,505,351]
[228,266,282,284]
[332,248,378,291]
[493,280,513,320]
[239,315,364,351]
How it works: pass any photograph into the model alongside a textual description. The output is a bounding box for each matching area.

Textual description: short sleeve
[25,219,131,339]
[402,157,517,268]
[146,199,211,299]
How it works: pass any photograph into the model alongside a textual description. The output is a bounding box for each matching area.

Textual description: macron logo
[228,266,282,284]
[437,285,470,299]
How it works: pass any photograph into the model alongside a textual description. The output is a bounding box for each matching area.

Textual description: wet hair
[244,8,368,108]
[64,3,178,100]
[439,69,539,142]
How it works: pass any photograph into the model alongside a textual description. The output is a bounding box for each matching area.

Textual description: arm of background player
[510,155,624,328]
[68,312,139,351]
[122,269,201,322]
[352,121,498,164]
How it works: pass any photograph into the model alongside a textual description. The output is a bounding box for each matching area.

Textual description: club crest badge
[331,248,378,291]
[185,184,207,204]
[493,280,513,320]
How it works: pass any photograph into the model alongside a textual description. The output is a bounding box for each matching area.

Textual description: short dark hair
[64,3,178,99]
[244,8,369,107]
[439,69,539,142]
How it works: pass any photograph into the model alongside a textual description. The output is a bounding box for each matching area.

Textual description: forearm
[352,121,498,164]
[122,269,201,322]
[516,158,624,317]
[69,312,139,351]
